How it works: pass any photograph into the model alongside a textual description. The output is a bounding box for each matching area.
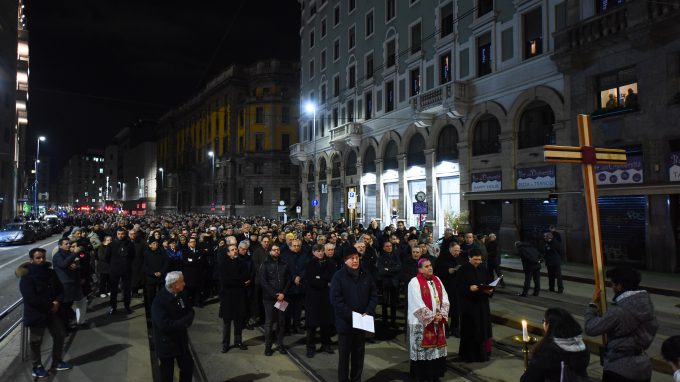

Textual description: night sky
[26,0,300,173]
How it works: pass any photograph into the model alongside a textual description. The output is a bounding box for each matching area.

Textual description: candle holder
[512,335,538,371]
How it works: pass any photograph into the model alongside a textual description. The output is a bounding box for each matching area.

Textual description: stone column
[301,163,309,219]
[314,158,320,220]
[397,153,407,222]
[326,168,333,221]
[424,148,436,227]
[355,159,363,224]
[375,159,383,226]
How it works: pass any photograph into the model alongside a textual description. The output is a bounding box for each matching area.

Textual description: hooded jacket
[16,261,64,327]
[584,290,659,381]
[521,335,590,382]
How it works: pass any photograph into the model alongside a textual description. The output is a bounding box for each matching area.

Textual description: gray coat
[584,290,658,381]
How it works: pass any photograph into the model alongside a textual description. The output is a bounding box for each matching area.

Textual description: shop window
[519,102,555,149]
[523,7,542,60]
[440,2,453,38]
[440,52,452,84]
[596,67,638,114]
[472,114,501,156]
[254,187,264,205]
[436,125,459,162]
[407,134,426,167]
[363,146,376,173]
[477,32,492,77]
[384,140,399,170]
[346,150,358,175]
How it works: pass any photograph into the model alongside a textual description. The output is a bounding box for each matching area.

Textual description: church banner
[517,165,555,190]
[595,155,643,185]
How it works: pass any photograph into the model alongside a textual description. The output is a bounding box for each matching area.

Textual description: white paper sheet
[274,300,289,312]
[488,275,503,287]
[352,312,375,333]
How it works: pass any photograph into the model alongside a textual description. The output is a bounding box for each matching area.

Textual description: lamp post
[208,151,215,211]
[158,167,164,208]
[304,102,316,219]
[105,176,110,201]
[34,136,46,217]
[135,176,140,198]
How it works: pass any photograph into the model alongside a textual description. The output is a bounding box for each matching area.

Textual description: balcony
[410,81,470,117]
[553,0,680,69]
[289,143,308,164]
[329,122,362,150]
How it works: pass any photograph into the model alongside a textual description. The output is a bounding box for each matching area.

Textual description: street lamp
[158,167,164,208]
[158,167,164,188]
[304,102,316,219]
[34,136,46,217]
[208,151,215,211]
[135,176,140,198]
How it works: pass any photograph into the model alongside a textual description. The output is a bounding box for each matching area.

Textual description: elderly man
[218,244,249,353]
[407,258,449,382]
[151,271,195,382]
[330,246,378,382]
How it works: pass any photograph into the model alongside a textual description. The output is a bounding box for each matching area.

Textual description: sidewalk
[0,296,153,382]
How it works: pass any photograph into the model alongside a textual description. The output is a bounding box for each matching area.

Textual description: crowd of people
[15,212,672,382]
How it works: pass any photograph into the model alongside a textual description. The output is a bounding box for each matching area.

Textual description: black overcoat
[457,261,493,362]
[303,258,335,327]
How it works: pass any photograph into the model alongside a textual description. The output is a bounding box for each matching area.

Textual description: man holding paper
[259,243,291,356]
[330,246,378,382]
[407,258,449,382]
[458,248,494,362]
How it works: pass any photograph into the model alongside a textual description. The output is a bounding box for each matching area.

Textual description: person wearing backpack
[520,307,590,382]
[515,241,542,297]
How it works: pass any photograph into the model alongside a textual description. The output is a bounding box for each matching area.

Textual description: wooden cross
[543,114,627,313]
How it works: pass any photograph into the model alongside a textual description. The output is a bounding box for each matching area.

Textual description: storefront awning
[463,189,553,201]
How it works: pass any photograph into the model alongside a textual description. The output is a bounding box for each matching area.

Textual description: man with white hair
[151,271,195,382]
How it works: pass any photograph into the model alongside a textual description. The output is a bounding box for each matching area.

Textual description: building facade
[552,0,680,272]
[293,0,566,252]
[0,0,27,223]
[54,150,106,210]
[157,59,300,217]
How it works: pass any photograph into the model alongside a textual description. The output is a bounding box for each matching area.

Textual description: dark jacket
[181,247,204,288]
[151,287,195,359]
[541,239,562,267]
[17,262,64,327]
[584,290,659,381]
[330,266,378,334]
[259,255,290,300]
[303,257,336,327]
[486,240,499,265]
[105,238,136,275]
[434,252,465,295]
[52,249,82,302]
[143,248,170,285]
[521,337,590,382]
[217,256,249,320]
[361,246,379,282]
[282,250,310,295]
[517,242,542,271]
[377,250,401,288]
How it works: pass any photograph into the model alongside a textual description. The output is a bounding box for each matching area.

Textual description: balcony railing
[410,81,469,114]
[288,143,308,164]
[330,122,362,149]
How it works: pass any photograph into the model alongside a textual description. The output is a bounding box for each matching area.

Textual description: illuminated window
[597,67,638,111]
[523,7,543,60]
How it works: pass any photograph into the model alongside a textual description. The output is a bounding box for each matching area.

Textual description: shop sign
[517,165,555,190]
[595,155,643,185]
[670,152,680,182]
[471,171,502,192]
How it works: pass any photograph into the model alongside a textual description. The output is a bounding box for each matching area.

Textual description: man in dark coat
[377,240,401,328]
[260,243,291,356]
[282,239,309,334]
[105,227,136,314]
[541,232,564,293]
[457,248,493,362]
[151,271,195,382]
[515,241,542,297]
[237,240,256,329]
[330,246,378,382]
[218,244,250,353]
[18,247,72,378]
[251,235,271,326]
[434,242,465,337]
[52,238,82,326]
[181,237,204,307]
[143,239,170,306]
[303,244,336,358]
[485,233,505,287]
[128,229,146,298]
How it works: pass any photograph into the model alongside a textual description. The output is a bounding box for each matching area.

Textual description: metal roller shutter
[520,198,558,247]
[598,195,646,266]
[473,200,502,235]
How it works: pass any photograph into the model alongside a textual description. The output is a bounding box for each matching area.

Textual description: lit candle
[522,320,529,342]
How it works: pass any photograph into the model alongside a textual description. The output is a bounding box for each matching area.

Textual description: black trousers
[306,325,333,349]
[99,272,109,295]
[602,370,650,382]
[159,350,194,382]
[109,272,131,310]
[487,259,503,283]
[145,282,162,307]
[263,299,286,349]
[547,265,564,292]
[337,331,366,382]
[286,294,304,329]
[28,316,66,368]
[222,317,244,347]
[381,285,398,324]
[251,284,264,323]
[522,267,541,296]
